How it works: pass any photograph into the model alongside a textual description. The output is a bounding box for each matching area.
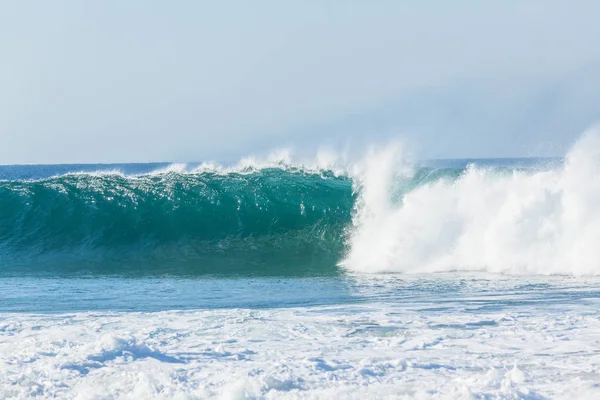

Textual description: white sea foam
[1,296,599,399]
[343,126,600,275]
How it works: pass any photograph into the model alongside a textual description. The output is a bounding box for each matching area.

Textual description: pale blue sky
[1,1,599,164]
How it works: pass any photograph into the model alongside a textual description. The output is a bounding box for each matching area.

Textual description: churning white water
[344,127,600,275]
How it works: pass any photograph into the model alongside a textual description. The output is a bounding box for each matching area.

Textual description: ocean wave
[3,127,600,276]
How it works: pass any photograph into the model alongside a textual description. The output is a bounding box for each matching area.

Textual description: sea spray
[343,126,600,275]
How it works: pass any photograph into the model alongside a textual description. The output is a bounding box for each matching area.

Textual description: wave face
[0,169,353,276]
[3,127,600,277]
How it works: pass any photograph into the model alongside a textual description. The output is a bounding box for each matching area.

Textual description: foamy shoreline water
[2,297,599,399]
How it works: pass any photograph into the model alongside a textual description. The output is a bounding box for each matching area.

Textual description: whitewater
[3,128,600,398]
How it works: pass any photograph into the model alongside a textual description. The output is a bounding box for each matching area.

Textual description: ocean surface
[2,135,600,399]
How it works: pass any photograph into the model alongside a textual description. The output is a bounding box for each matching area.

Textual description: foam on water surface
[2,275,600,399]
[2,298,600,399]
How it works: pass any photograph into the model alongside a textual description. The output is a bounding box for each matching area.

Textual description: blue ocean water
[2,274,600,313]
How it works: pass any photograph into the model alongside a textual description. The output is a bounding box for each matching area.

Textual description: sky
[1,1,600,164]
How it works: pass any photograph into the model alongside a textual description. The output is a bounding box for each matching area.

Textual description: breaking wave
[2,127,600,276]
[343,127,600,275]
